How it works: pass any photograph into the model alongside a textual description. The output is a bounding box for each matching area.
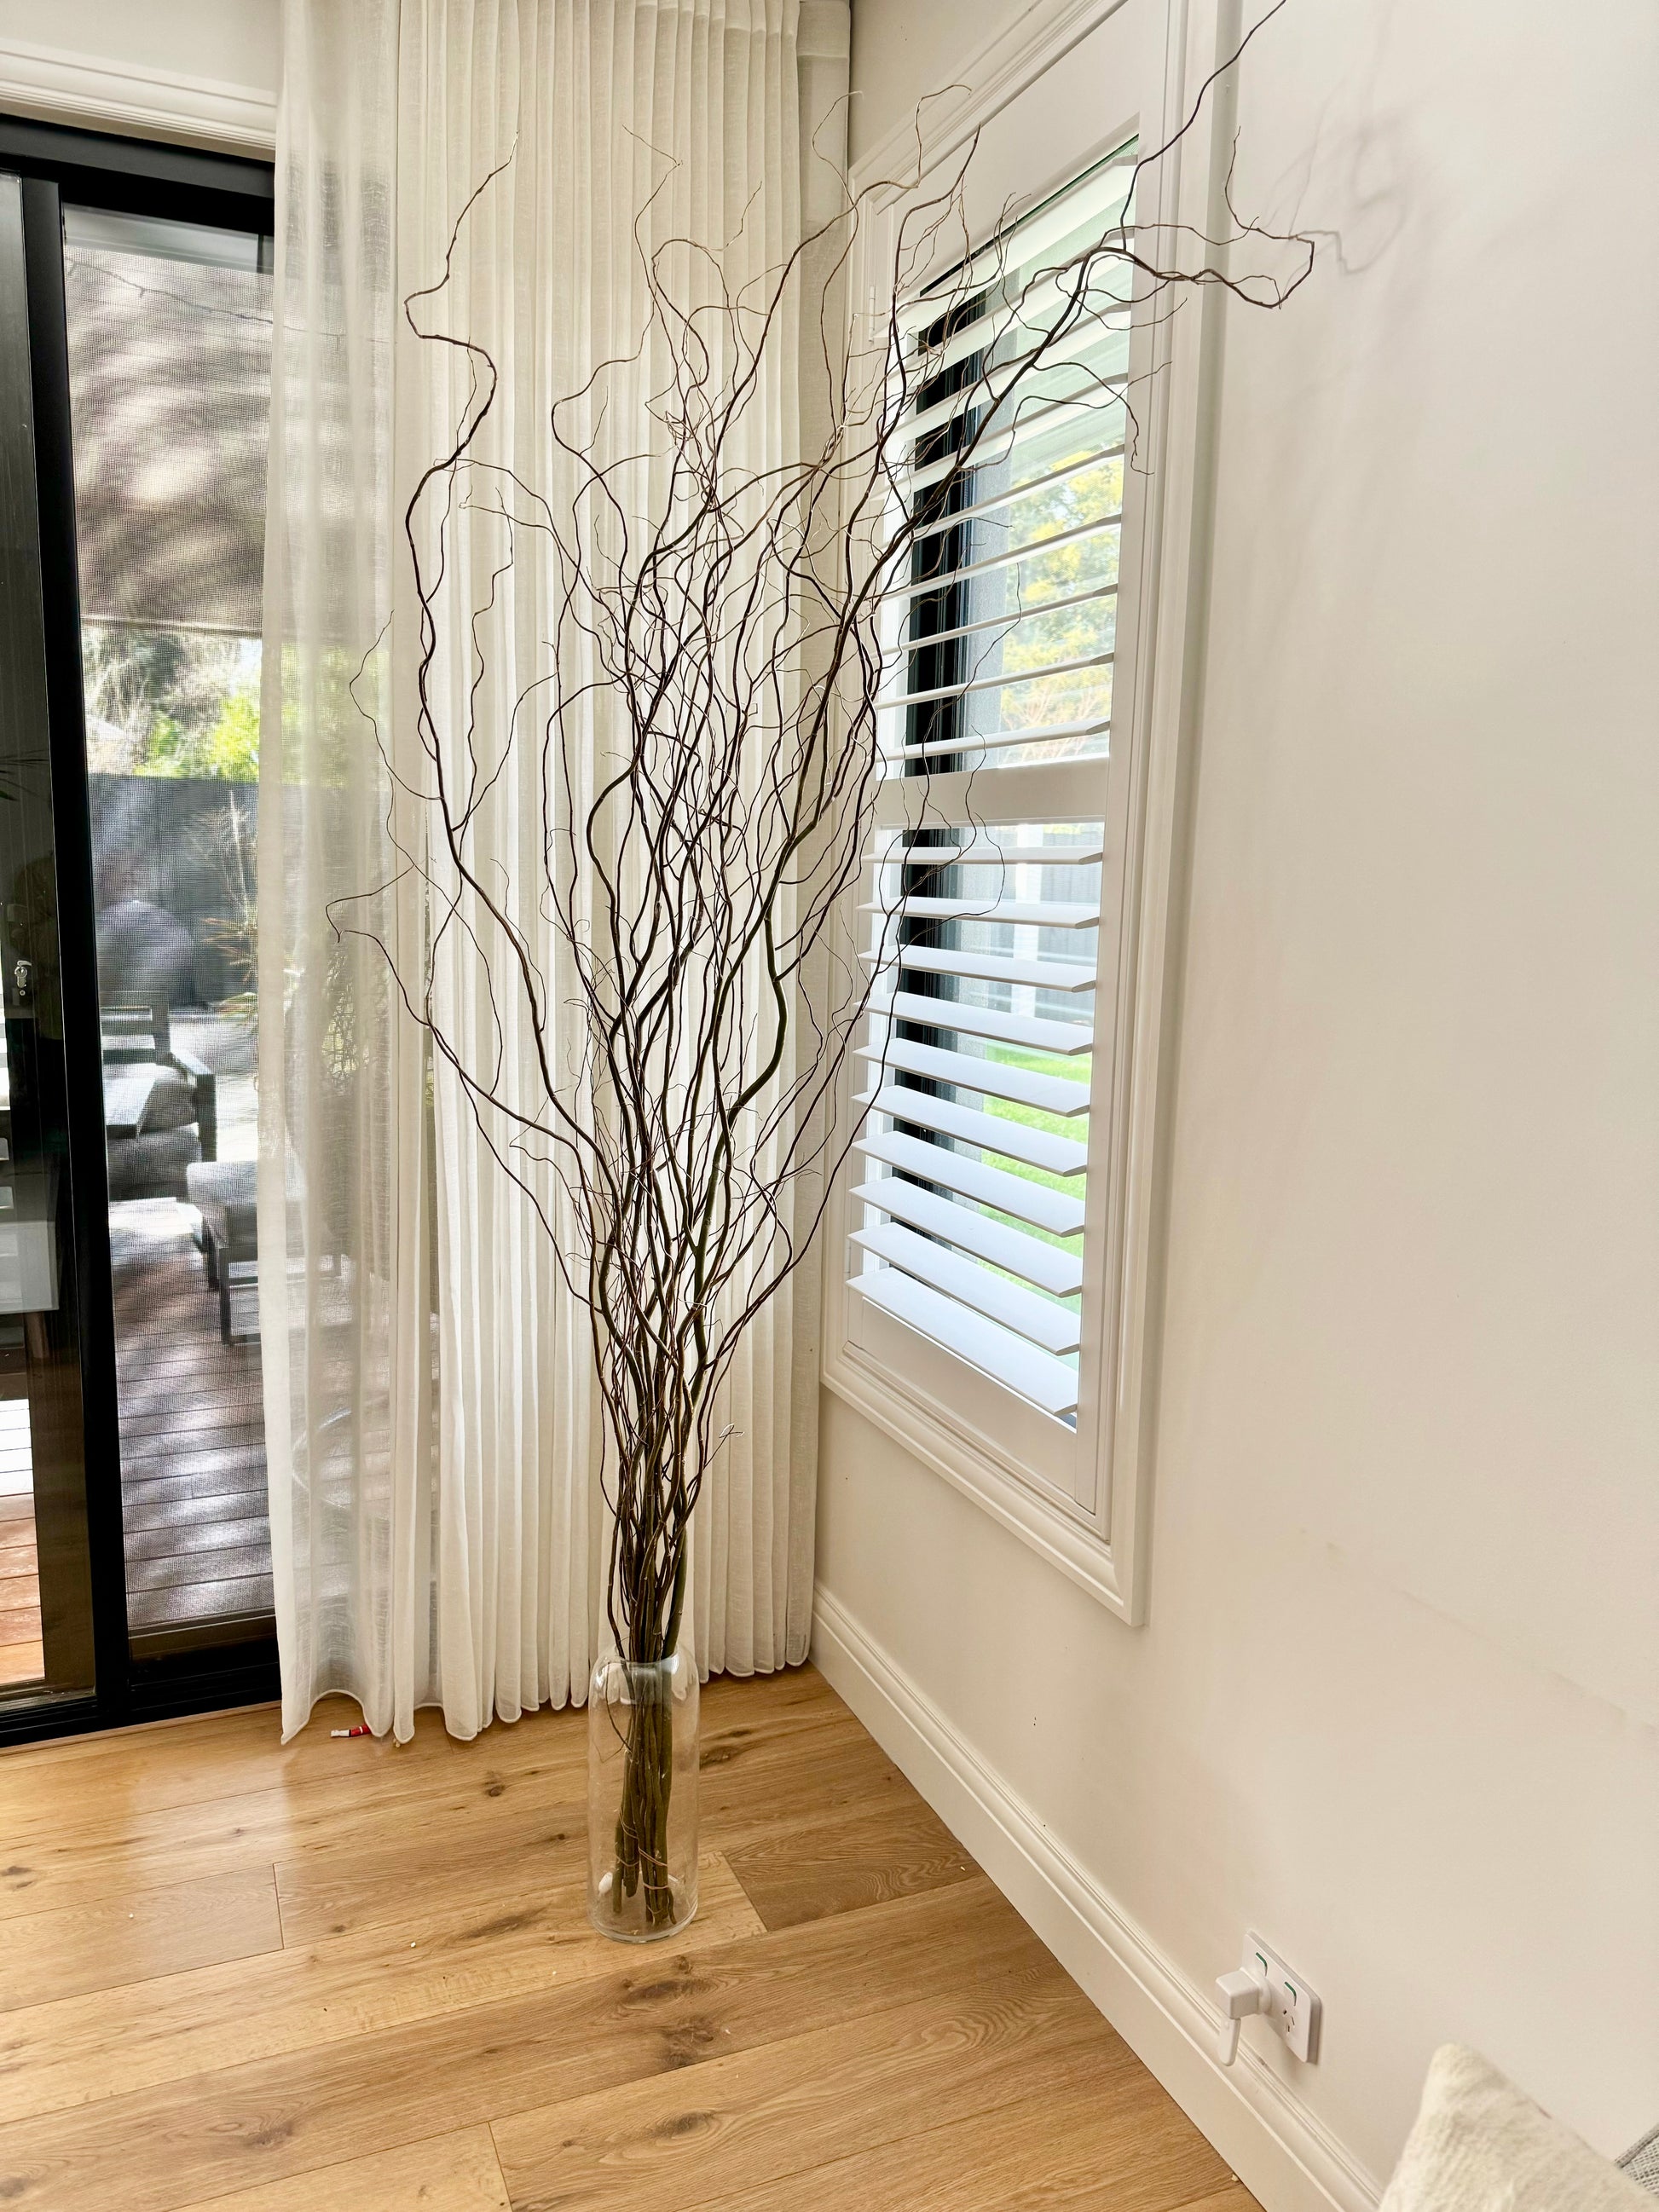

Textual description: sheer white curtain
[261,0,850,1741]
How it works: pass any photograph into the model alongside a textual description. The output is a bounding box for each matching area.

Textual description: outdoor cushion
[136,1066,197,1135]
[107,1127,200,1202]
[103,1066,160,1136]
[186,1158,256,1247]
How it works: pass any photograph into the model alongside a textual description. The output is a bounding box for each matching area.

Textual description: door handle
[11,959,31,1004]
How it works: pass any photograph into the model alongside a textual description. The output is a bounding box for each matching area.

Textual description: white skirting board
[811,1584,1383,2212]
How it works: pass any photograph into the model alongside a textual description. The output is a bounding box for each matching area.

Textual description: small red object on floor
[330,1724,372,1738]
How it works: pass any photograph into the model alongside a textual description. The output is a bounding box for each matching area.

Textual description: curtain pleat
[263,0,850,1741]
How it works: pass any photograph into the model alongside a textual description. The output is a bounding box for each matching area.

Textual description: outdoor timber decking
[0,1497,40,1687]
[113,1199,272,1641]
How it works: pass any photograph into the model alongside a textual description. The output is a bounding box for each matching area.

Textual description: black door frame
[0,115,279,1744]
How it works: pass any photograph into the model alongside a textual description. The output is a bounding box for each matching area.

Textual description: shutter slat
[864,895,1099,928]
[863,941,1096,992]
[864,1083,1089,1176]
[884,579,1119,663]
[907,444,1125,550]
[889,578,1116,658]
[852,1224,1082,1353]
[876,989,1095,1055]
[852,1268,1080,1418]
[860,1037,1092,1117]
[899,159,1136,330]
[883,508,1121,604]
[914,274,1132,384]
[854,1129,1086,1233]
[851,1169,1084,1288]
[876,650,1113,715]
[899,347,1128,459]
[883,840,1104,869]
[893,714,1110,765]
[905,396,1125,497]
[850,147,1138,1424]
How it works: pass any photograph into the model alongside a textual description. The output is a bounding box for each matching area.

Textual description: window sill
[821,1336,1139,1621]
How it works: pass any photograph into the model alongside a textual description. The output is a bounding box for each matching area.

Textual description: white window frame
[823,0,1230,1623]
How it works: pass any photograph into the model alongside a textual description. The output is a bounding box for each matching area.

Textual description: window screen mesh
[63,209,272,635]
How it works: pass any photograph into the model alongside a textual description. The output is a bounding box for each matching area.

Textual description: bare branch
[328,32,1310,1672]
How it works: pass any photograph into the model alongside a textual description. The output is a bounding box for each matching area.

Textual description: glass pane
[0,173,97,1706]
[63,202,275,1657]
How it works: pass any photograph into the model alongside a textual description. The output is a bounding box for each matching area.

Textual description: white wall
[0,1,279,149]
[0,1,278,95]
[824,0,1659,2199]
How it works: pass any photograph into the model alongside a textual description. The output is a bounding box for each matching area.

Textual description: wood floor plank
[173,2127,512,2212]
[0,1865,282,2013]
[0,1730,602,1913]
[649,2067,1237,2212]
[0,1664,1242,2212]
[272,1721,905,1949]
[0,1879,1055,2212]
[271,1784,588,1946]
[491,1972,1133,2212]
[724,1791,976,1929]
[0,1854,762,2127]
[0,1707,880,1926]
[0,1666,844,1850]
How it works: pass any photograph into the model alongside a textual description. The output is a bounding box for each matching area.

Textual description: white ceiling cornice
[0,35,276,158]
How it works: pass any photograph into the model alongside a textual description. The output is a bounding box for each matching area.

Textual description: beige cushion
[137,1066,197,1135]
[1382,2046,1650,2212]
[186,1158,256,1245]
[103,1063,196,1136]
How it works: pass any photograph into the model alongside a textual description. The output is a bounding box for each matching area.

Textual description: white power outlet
[1242,1932,1321,2063]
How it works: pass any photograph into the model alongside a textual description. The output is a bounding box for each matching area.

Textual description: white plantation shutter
[847,148,1142,1481]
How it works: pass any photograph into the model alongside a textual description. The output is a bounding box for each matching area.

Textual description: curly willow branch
[328,13,1313,1672]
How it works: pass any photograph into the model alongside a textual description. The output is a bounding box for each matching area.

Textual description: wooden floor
[0,1665,1254,2212]
[112,1199,273,1638]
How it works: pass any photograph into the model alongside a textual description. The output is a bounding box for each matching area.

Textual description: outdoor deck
[0,1494,40,1688]
[0,1193,273,1694]
[0,1008,272,1690]
[115,1013,272,1646]
[112,1198,272,1643]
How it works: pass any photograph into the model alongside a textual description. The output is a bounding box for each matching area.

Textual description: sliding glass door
[0,120,279,1739]
[0,170,98,1713]
[66,199,275,1662]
